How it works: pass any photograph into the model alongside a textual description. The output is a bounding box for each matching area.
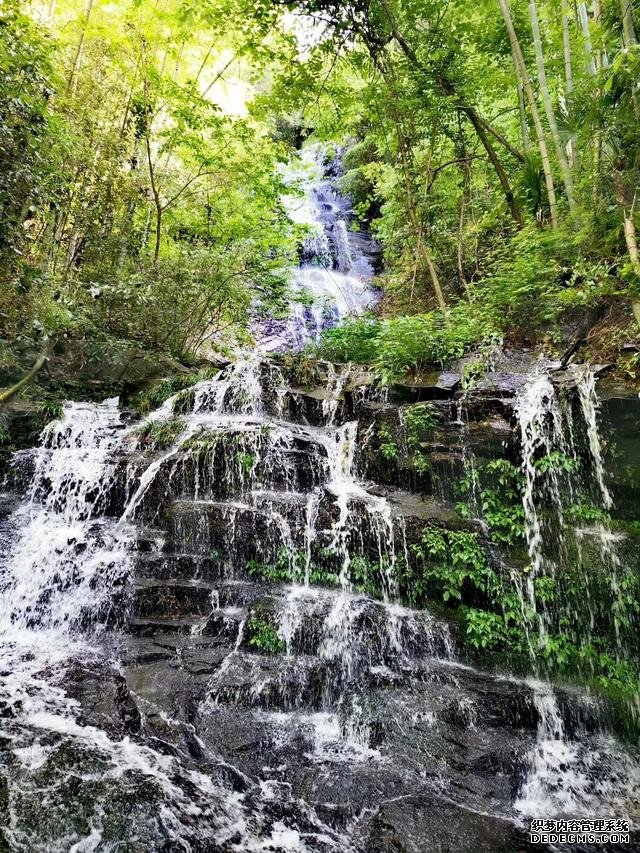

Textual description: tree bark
[145,134,162,264]
[620,0,638,47]
[465,109,523,227]
[577,2,597,76]
[498,0,559,227]
[518,82,530,154]
[528,0,577,213]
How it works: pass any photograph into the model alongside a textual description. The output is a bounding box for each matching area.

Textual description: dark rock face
[2,354,640,852]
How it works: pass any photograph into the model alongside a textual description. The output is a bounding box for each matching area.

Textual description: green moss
[136,418,185,451]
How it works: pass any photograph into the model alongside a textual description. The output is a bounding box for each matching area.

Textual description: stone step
[128,608,243,642]
[131,551,225,581]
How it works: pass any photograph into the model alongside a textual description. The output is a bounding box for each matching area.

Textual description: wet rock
[355,794,535,852]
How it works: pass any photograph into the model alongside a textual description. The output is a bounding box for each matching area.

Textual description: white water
[516,682,640,821]
[2,148,639,848]
[512,369,640,826]
[260,144,378,351]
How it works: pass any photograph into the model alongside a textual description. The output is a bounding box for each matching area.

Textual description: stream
[0,147,639,851]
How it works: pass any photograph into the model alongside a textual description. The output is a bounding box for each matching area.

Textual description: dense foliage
[0,0,299,371]
[259,0,640,372]
[3,0,640,383]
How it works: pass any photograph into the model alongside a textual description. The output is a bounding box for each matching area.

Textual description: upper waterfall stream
[1,148,639,851]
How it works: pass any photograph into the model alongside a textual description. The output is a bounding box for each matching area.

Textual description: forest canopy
[1,0,640,381]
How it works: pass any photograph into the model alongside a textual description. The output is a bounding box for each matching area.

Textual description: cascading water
[2,147,640,850]
[261,144,379,351]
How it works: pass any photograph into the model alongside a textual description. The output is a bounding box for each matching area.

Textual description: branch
[0,355,48,406]
[161,168,219,211]
[425,156,484,194]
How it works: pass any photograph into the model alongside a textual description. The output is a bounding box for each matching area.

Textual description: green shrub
[136,418,185,450]
[247,616,284,653]
[377,424,398,461]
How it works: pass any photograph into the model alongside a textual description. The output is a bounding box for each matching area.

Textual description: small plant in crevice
[247,555,293,584]
[406,526,498,607]
[247,615,284,653]
[237,451,254,474]
[35,399,63,425]
[137,418,185,451]
[565,503,608,523]
[172,387,196,415]
[534,451,580,475]
[0,414,11,447]
[460,334,503,391]
[401,402,440,449]
[349,555,385,598]
[401,402,439,476]
[377,423,398,461]
[247,549,341,588]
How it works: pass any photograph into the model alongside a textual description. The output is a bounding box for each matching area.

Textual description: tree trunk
[620,0,638,47]
[577,2,597,76]
[529,0,577,213]
[613,176,640,329]
[66,0,94,96]
[619,0,640,117]
[466,109,523,227]
[153,207,162,264]
[145,134,162,265]
[518,82,530,153]
[377,58,448,310]
[375,0,526,223]
[498,0,559,227]
[561,0,577,166]
[623,210,640,326]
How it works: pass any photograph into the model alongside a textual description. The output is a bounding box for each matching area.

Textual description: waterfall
[515,681,640,820]
[2,146,639,849]
[0,398,130,645]
[261,144,378,351]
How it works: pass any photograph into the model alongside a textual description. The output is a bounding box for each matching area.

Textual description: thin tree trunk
[561,0,577,166]
[619,0,640,117]
[477,115,526,163]
[145,135,163,264]
[66,0,94,96]
[529,0,577,212]
[466,109,524,227]
[518,82,530,153]
[593,0,602,70]
[377,59,447,309]
[376,0,526,223]
[498,0,559,226]
[613,179,640,328]
[397,124,446,310]
[623,210,640,326]
[577,2,597,76]
[620,0,638,47]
